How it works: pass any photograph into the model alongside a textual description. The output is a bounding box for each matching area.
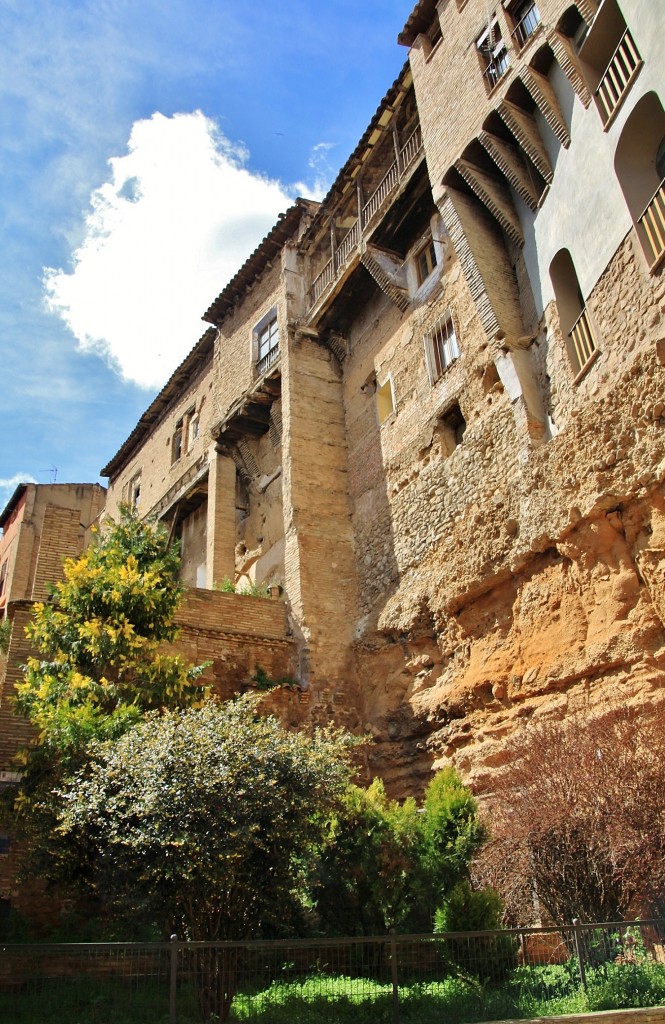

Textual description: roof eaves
[202,198,318,327]
[398,0,439,47]
[100,327,217,481]
[299,61,414,247]
[0,483,28,530]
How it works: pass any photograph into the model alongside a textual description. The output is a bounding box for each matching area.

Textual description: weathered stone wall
[347,228,665,795]
[232,407,285,590]
[173,588,297,699]
[280,328,360,698]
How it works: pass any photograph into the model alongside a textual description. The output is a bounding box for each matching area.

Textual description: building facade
[97,0,665,795]
[0,483,107,922]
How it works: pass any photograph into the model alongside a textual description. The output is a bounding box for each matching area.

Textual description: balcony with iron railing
[638,180,665,273]
[481,48,511,92]
[510,2,541,51]
[309,124,424,312]
[595,27,642,127]
[569,307,598,377]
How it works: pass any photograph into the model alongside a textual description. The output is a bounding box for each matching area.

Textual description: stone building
[0,483,106,920]
[48,0,665,796]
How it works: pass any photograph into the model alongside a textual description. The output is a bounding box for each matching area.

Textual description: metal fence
[2,918,664,1023]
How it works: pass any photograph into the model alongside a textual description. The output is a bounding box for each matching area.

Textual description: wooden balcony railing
[309,126,423,312]
[363,163,399,224]
[510,2,540,51]
[256,345,280,378]
[569,307,597,374]
[638,180,665,272]
[312,257,335,304]
[595,28,641,126]
[337,220,361,266]
[400,124,422,172]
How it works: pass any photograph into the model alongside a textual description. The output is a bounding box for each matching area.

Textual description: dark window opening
[436,403,467,456]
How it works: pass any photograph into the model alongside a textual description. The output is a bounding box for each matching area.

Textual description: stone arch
[614,92,665,271]
[549,249,598,375]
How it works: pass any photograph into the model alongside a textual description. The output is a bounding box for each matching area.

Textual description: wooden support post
[393,127,403,176]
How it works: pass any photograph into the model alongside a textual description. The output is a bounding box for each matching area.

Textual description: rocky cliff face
[352,346,665,799]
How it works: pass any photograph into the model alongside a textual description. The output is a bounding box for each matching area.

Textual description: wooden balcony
[595,28,641,127]
[256,344,280,378]
[569,307,597,376]
[309,125,423,313]
[638,180,665,273]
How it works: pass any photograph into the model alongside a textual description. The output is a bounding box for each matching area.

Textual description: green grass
[2,956,664,1023]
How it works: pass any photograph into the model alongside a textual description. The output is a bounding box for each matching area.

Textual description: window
[416,236,438,285]
[0,560,7,597]
[172,421,183,463]
[550,249,599,377]
[376,377,395,425]
[436,404,467,456]
[254,310,279,377]
[128,474,141,509]
[477,17,510,91]
[579,0,641,128]
[187,411,200,451]
[424,311,460,383]
[508,0,541,50]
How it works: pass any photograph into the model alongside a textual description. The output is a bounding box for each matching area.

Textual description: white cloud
[44,111,302,390]
[0,474,37,514]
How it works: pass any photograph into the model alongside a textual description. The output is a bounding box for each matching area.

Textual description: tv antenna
[39,465,58,483]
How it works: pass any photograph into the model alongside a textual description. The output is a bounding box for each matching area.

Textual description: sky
[0,0,413,512]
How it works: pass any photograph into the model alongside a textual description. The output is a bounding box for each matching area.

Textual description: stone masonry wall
[346,229,665,796]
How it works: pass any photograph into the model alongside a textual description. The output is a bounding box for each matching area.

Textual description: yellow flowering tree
[14,507,207,794]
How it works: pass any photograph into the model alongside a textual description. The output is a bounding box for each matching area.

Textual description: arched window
[556,6,589,49]
[614,92,665,272]
[576,0,641,127]
[550,249,599,377]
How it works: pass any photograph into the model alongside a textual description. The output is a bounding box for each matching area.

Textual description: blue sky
[0,0,412,511]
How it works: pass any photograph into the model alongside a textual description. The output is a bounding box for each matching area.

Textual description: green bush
[586,960,665,1011]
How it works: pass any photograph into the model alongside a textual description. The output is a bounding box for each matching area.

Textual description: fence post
[169,934,179,1024]
[390,929,400,1024]
[572,919,587,992]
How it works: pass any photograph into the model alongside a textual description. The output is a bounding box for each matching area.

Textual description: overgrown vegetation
[3,943,665,1024]
[0,614,10,653]
[314,768,490,936]
[250,664,298,691]
[476,706,665,923]
[57,695,356,1018]
[215,576,275,598]
[14,508,208,793]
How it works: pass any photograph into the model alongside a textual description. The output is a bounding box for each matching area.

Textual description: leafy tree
[14,507,207,792]
[0,615,10,654]
[476,706,665,924]
[56,695,355,1018]
[314,767,488,935]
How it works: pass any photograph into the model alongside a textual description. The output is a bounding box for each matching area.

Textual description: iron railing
[2,918,665,1023]
[482,48,510,90]
[511,2,541,50]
